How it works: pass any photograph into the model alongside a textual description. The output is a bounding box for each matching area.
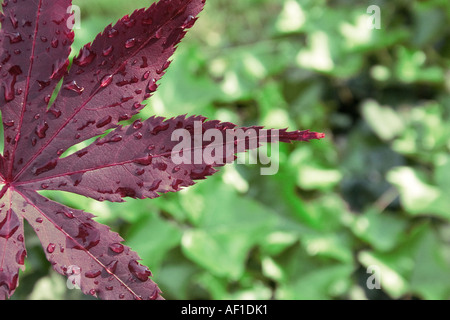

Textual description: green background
[9,0,450,299]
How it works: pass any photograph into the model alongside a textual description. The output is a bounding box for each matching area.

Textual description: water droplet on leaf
[125,38,136,48]
[147,78,158,92]
[102,45,113,56]
[73,46,96,67]
[35,121,49,138]
[63,80,84,94]
[96,115,112,128]
[128,260,151,282]
[51,37,59,48]
[108,28,119,38]
[100,74,113,88]
[47,243,56,253]
[109,243,124,254]
[182,15,197,29]
[85,270,102,278]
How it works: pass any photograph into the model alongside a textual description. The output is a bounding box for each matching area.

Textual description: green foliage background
[10,0,450,299]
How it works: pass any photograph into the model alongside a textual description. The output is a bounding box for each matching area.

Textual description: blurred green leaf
[126,214,182,273]
[361,100,405,141]
[387,167,450,219]
[351,208,407,252]
[180,182,278,279]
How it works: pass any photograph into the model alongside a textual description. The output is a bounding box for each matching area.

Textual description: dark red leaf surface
[0,0,324,300]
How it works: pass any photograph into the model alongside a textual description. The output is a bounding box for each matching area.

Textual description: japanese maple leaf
[0,0,324,300]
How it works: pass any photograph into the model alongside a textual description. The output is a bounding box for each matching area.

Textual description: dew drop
[85,270,102,278]
[172,178,184,190]
[73,46,96,67]
[47,243,56,253]
[156,60,171,75]
[50,59,69,80]
[190,166,213,179]
[109,243,124,254]
[50,37,59,48]
[154,162,168,171]
[102,45,113,57]
[33,158,58,176]
[77,119,95,131]
[122,17,136,28]
[9,14,18,29]
[149,290,159,300]
[128,260,151,282]
[52,17,65,25]
[155,28,162,39]
[132,119,143,130]
[67,223,100,251]
[110,134,123,143]
[4,74,16,102]
[63,80,84,94]
[16,249,26,265]
[100,74,113,88]
[121,95,133,102]
[147,78,158,92]
[150,122,169,135]
[182,15,197,29]
[119,114,130,121]
[106,260,118,274]
[142,71,150,80]
[125,38,136,49]
[142,16,153,25]
[115,79,129,87]
[61,209,75,219]
[140,56,148,68]
[96,115,112,128]
[108,28,118,38]
[6,31,22,43]
[133,155,153,166]
[35,121,49,138]
[3,120,14,127]
[116,187,136,198]
[37,80,50,91]
[49,107,62,119]
[133,102,144,110]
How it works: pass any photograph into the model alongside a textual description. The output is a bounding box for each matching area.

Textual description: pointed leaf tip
[310,131,325,140]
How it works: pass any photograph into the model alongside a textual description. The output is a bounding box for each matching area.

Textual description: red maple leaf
[0,0,324,299]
